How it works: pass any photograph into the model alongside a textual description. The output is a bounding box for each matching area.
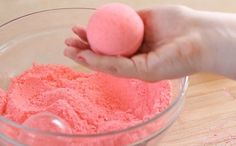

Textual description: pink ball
[87,3,144,56]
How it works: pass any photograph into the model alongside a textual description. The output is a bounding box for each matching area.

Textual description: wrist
[192,10,236,79]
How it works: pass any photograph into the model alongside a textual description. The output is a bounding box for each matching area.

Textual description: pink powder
[1,64,171,135]
[0,88,6,114]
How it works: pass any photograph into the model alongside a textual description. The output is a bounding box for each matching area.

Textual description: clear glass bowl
[0,8,188,146]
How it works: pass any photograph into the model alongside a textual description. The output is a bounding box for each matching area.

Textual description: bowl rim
[0,8,189,138]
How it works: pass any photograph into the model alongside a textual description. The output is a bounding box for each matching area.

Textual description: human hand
[64,5,236,81]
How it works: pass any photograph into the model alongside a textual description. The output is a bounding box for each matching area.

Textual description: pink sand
[1,64,171,135]
[87,3,144,56]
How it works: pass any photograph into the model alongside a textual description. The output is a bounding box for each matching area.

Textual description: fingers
[65,26,90,50]
[64,47,81,61]
[64,46,154,81]
[69,48,174,82]
[72,50,143,78]
[64,41,192,82]
[72,26,88,42]
[65,37,90,50]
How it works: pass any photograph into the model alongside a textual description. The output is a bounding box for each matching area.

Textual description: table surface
[1,1,236,146]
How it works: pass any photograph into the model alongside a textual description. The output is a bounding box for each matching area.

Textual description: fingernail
[72,26,77,32]
[76,55,87,63]
[65,39,71,46]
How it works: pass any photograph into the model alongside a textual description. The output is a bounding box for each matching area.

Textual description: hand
[64,5,236,81]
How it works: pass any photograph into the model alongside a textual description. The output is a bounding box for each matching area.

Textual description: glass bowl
[0,8,188,146]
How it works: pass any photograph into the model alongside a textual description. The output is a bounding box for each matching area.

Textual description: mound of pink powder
[1,64,171,135]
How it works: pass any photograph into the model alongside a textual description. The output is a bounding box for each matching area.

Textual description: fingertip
[64,38,72,46]
[64,46,79,60]
[64,47,72,57]
[72,25,88,42]
[72,26,79,34]
[63,48,69,56]
[65,37,90,49]
[72,26,77,31]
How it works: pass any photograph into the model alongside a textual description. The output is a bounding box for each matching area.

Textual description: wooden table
[1,1,236,146]
[161,73,236,146]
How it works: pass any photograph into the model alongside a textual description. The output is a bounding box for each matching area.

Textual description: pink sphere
[87,3,144,56]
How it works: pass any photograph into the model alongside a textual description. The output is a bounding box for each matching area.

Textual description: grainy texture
[1,1,236,146]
